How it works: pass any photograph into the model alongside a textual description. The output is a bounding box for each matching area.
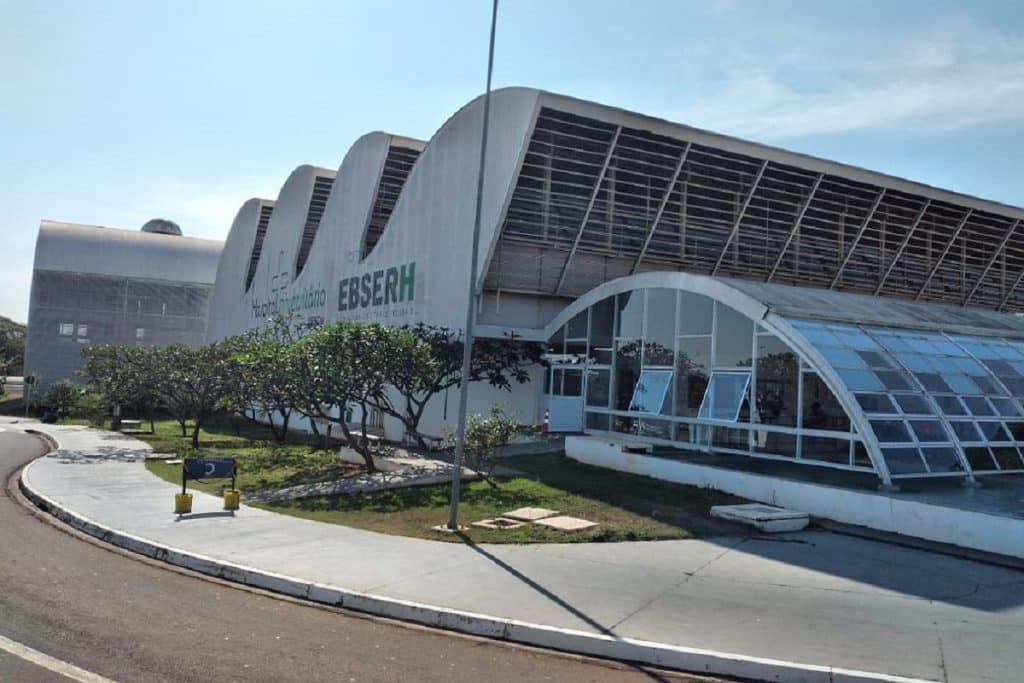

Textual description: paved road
[0,429,719,683]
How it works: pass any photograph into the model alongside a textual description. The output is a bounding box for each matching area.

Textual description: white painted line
[0,633,115,683]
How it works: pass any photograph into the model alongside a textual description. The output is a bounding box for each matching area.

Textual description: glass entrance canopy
[543,272,1024,487]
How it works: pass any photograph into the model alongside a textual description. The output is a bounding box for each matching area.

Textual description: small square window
[77,324,88,337]
[136,328,145,340]
[58,323,74,336]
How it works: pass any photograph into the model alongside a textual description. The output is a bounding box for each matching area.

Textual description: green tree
[80,344,162,431]
[154,342,239,448]
[221,327,298,443]
[289,322,434,471]
[43,380,80,419]
[393,324,543,446]
[461,404,518,476]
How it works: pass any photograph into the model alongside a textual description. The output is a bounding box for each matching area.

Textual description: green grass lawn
[139,416,360,495]
[260,452,748,544]
[102,413,744,544]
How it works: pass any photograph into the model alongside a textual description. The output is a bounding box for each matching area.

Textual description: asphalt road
[0,429,720,683]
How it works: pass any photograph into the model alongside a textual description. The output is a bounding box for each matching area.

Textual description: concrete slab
[533,515,599,531]
[710,503,810,532]
[471,517,526,530]
[503,507,559,521]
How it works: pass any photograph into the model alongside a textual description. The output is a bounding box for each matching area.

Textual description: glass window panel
[963,446,996,470]
[566,340,587,358]
[971,374,1004,396]
[613,340,641,411]
[616,290,644,338]
[975,421,1011,441]
[629,369,673,413]
[638,418,673,440]
[870,420,913,442]
[800,436,850,464]
[1004,421,1024,441]
[842,332,880,351]
[855,393,897,414]
[908,420,947,442]
[563,369,583,398]
[900,354,933,372]
[712,426,749,450]
[585,369,610,408]
[567,310,588,338]
[836,368,883,391]
[894,394,933,414]
[853,442,872,467]
[990,445,1023,469]
[945,374,982,395]
[714,304,753,367]
[802,372,851,432]
[915,373,951,392]
[963,396,994,416]
[800,326,844,347]
[754,431,796,457]
[874,369,913,391]
[697,371,752,421]
[856,350,894,368]
[920,447,963,473]
[998,376,1024,396]
[931,341,962,356]
[755,334,799,427]
[547,325,564,354]
[989,397,1021,417]
[882,447,928,475]
[1012,361,1024,375]
[953,357,986,374]
[585,412,610,431]
[612,414,637,435]
[675,337,711,417]
[677,292,713,335]
[934,395,967,416]
[645,289,676,361]
[820,347,868,368]
[588,297,615,364]
[950,421,981,441]
[985,359,1016,375]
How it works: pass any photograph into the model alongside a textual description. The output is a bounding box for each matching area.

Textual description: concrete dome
[141,218,182,236]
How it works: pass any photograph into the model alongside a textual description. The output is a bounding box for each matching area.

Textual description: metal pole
[447,0,498,530]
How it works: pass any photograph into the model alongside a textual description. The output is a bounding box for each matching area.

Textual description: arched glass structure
[543,274,1024,487]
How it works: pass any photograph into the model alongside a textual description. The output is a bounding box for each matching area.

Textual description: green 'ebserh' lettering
[399,262,415,303]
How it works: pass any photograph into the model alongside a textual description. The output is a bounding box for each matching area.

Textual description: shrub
[43,380,81,419]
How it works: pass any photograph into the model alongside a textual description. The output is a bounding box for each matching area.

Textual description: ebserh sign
[184,457,236,480]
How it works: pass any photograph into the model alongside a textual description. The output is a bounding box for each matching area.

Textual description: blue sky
[2,0,1022,321]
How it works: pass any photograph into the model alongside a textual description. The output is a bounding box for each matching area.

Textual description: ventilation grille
[244,203,274,292]
[294,176,334,277]
[489,106,1024,311]
[362,145,422,259]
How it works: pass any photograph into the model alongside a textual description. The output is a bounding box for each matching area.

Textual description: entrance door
[547,367,584,432]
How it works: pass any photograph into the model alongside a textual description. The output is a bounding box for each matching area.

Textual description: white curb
[17,438,932,683]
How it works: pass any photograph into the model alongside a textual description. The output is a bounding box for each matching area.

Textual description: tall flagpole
[447,0,499,530]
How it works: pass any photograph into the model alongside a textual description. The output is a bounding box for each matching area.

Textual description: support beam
[998,267,1024,311]
[766,173,823,282]
[554,126,622,295]
[964,219,1021,306]
[710,160,769,276]
[630,142,692,274]
[829,188,887,289]
[914,209,973,301]
[873,199,932,295]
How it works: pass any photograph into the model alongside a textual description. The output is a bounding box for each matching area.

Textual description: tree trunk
[191,419,201,448]
[278,411,290,443]
[179,418,187,438]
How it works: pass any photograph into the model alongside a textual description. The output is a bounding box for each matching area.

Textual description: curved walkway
[6,418,1023,683]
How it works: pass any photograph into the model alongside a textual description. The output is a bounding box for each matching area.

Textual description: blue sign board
[184,457,236,480]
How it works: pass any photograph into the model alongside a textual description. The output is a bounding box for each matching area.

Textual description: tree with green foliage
[393,324,543,446]
[43,379,81,419]
[80,344,162,431]
[461,404,519,476]
[221,327,299,443]
[154,342,239,448]
[289,322,434,471]
[0,315,25,377]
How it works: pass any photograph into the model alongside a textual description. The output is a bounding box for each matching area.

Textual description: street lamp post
[446,0,499,530]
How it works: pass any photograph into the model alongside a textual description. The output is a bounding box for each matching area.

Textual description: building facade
[206,88,1024,487]
[24,220,222,390]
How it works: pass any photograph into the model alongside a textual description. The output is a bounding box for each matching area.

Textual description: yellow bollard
[174,492,193,514]
[223,489,241,511]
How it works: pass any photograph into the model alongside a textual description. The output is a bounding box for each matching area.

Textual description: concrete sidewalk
[7,418,1023,683]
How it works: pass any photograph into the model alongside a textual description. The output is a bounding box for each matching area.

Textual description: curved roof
[34,220,222,284]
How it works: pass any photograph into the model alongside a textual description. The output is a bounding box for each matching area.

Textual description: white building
[207,88,1024,488]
